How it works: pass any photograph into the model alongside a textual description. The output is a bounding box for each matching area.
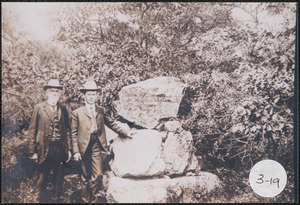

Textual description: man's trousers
[80,133,104,203]
[37,141,65,202]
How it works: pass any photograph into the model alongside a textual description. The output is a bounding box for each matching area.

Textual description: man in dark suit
[71,80,132,203]
[28,79,72,203]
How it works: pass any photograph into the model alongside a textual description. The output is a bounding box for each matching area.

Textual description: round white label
[249,159,287,197]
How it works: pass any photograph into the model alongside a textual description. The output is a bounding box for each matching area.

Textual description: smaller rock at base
[107,172,221,203]
[107,177,169,203]
[168,172,221,203]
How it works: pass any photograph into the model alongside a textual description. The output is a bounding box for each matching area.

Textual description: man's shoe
[38,195,51,203]
[92,192,107,203]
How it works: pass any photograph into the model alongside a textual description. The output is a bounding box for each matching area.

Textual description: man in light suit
[28,79,72,203]
[71,80,133,203]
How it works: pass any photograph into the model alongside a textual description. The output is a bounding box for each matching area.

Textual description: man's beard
[47,96,59,106]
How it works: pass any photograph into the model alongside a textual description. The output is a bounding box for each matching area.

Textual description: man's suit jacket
[27,101,72,164]
[71,105,128,156]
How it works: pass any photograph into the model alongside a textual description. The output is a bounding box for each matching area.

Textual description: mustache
[48,96,59,102]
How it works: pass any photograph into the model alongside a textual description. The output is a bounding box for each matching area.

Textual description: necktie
[90,107,97,133]
[49,105,56,112]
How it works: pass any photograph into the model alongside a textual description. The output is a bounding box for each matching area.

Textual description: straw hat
[43,79,63,90]
[79,80,100,92]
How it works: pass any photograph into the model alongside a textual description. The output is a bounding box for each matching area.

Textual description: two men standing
[28,79,132,203]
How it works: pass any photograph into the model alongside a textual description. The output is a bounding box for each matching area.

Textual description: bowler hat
[43,79,63,90]
[79,80,100,92]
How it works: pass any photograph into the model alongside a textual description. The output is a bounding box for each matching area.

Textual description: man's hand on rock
[119,122,131,135]
[108,143,113,152]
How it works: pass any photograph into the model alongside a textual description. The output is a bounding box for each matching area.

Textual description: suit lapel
[95,105,100,118]
[83,106,91,119]
[83,105,101,118]
[42,101,54,124]
[57,102,62,122]
[95,106,102,130]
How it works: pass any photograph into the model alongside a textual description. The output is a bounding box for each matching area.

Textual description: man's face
[84,91,99,105]
[46,88,61,106]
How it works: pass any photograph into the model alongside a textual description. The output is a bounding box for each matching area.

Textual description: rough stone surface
[105,125,118,143]
[164,120,182,132]
[168,172,221,203]
[114,77,187,128]
[162,130,194,175]
[107,172,221,203]
[107,176,170,203]
[170,173,221,203]
[186,153,201,173]
[111,129,165,177]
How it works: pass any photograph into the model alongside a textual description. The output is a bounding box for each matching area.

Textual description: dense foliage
[1,2,297,203]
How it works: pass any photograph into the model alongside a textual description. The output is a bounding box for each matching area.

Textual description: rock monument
[114,76,187,128]
[105,76,221,203]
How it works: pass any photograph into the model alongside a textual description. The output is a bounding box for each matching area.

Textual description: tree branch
[2,89,35,103]
[218,2,259,24]
[203,133,222,136]
[141,2,156,19]
[2,90,23,97]
[2,34,16,44]
[74,19,99,34]
[180,32,194,48]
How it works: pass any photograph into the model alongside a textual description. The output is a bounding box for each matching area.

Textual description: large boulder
[107,172,221,203]
[110,123,198,177]
[110,129,165,177]
[162,128,194,175]
[114,77,187,128]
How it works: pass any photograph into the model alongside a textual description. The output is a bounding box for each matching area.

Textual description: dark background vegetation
[1,2,297,203]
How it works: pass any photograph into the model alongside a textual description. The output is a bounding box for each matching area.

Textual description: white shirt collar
[85,103,96,114]
[47,101,57,112]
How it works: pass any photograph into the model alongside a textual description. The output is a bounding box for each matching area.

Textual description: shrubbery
[2,2,296,203]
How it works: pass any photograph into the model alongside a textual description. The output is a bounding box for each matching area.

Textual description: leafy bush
[1,177,39,203]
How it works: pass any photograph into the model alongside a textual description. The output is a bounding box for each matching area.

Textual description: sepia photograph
[1,2,298,203]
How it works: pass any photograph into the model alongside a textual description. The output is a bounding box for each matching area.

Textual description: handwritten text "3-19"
[256,174,280,188]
